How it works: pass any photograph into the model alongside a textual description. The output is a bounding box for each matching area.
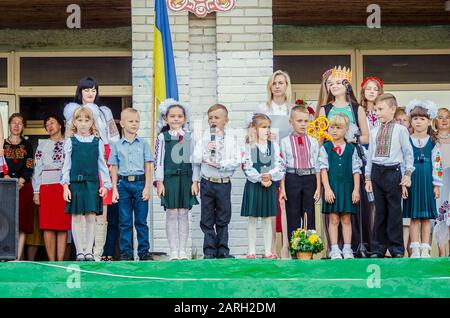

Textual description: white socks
[166,209,190,259]
[71,213,96,255]
[410,242,421,258]
[248,217,257,255]
[247,217,273,256]
[263,217,272,257]
[85,213,96,255]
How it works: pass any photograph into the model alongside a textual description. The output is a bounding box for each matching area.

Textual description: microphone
[342,79,351,92]
[210,124,216,161]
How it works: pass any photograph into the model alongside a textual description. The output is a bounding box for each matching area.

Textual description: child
[365,93,414,258]
[319,114,361,259]
[241,113,285,258]
[279,105,321,238]
[434,107,450,257]
[403,100,442,258]
[154,99,199,260]
[110,108,154,261]
[61,107,111,261]
[394,107,412,255]
[360,77,384,130]
[319,66,369,144]
[193,104,240,259]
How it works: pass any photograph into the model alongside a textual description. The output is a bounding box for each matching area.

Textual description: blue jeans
[102,203,119,257]
[118,180,150,257]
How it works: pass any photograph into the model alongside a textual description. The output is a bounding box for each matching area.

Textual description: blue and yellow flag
[153,0,178,115]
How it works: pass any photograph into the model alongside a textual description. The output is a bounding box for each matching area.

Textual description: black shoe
[217,254,235,259]
[119,254,134,261]
[370,253,384,258]
[203,254,216,259]
[139,252,154,261]
[391,253,404,258]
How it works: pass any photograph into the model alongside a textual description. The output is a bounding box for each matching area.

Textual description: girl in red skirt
[1,113,34,260]
[32,114,71,261]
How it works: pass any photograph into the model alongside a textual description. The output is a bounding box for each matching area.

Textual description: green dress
[66,136,103,215]
[161,131,199,210]
[322,142,358,215]
[241,142,278,217]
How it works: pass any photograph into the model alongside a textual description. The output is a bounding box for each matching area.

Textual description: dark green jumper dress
[322,142,358,215]
[161,131,199,210]
[66,136,103,215]
[241,142,278,217]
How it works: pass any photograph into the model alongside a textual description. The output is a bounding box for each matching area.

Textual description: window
[363,54,450,84]
[0,58,7,88]
[274,55,351,84]
[20,56,132,86]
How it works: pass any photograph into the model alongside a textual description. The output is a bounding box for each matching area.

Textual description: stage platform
[0,258,449,298]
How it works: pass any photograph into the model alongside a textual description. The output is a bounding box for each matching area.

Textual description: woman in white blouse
[32,115,71,261]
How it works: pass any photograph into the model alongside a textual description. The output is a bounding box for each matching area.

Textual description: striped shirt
[280,133,320,172]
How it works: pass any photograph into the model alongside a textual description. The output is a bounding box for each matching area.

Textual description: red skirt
[101,144,113,205]
[39,184,71,231]
[19,182,34,234]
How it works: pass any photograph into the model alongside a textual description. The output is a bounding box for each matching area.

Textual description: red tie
[297,136,303,145]
[333,146,342,155]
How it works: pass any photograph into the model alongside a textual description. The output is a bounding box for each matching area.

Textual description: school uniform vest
[241,141,278,217]
[322,142,358,214]
[160,131,198,210]
[66,136,102,214]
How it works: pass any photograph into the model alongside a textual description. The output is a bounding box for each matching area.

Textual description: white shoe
[179,250,189,260]
[420,244,431,258]
[169,251,179,260]
[410,247,421,258]
[329,250,343,259]
[343,250,354,259]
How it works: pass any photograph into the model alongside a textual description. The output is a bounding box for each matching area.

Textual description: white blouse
[60,134,111,188]
[154,130,196,182]
[241,142,286,183]
[32,139,65,193]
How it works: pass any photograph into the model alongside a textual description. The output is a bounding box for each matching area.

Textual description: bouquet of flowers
[289,213,324,259]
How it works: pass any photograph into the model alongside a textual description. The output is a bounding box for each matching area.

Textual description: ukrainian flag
[153,0,178,112]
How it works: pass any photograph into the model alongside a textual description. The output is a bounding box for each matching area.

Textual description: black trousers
[200,178,232,257]
[371,164,404,256]
[285,173,316,239]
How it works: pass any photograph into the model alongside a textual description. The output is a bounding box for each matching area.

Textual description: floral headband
[322,69,333,81]
[405,99,438,119]
[295,99,315,116]
[361,76,384,89]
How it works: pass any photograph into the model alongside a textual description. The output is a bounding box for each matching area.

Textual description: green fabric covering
[0,258,449,298]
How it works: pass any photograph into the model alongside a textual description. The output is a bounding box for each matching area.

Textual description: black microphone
[210,124,216,161]
[342,79,351,93]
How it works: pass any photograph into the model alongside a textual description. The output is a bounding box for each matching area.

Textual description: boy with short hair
[193,104,241,259]
[365,93,414,258]
[109,107,154,261]
[280,105,321,237]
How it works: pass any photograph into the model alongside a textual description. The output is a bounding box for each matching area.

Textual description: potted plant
[289,213,324,259]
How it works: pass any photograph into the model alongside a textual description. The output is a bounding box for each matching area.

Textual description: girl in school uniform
[404,100,442,258]
[319,114,361,259]
[154,99,199,260]
[61,106,111,261]
[241,113,285,259]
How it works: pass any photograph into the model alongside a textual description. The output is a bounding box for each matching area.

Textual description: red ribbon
[333,146,342,155]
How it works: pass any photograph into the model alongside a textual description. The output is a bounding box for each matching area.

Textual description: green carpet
[0,258,449,298]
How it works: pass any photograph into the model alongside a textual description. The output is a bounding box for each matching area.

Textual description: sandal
[100,256,114,261]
